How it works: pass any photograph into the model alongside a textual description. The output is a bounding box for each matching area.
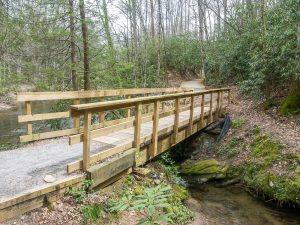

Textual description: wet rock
[44,175,56,183]
[180,159,228,180]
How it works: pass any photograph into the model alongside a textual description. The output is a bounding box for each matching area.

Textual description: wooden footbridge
[0,87,230,222]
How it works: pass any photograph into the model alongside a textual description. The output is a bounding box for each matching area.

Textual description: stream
[0,102,51,144]
[188,182,300,225]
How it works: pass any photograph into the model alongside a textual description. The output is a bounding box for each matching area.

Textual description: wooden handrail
[70,88,230,171]
[17,87,192,142]
[17,88,191,101]
[70,88,230,116]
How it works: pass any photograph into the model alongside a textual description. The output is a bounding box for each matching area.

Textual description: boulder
[180,159,228,180]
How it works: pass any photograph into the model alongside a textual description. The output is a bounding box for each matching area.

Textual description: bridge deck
[0,104,214,202]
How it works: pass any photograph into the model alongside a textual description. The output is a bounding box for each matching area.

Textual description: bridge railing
[17,87,191,142]
[69,88,230,171]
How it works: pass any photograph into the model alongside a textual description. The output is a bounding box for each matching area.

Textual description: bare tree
[79,0,90,90]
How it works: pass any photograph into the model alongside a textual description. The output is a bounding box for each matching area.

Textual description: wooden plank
[18,111,70,123]
[25,101,32,135]
[96,168,132,190]
[17,88,192,102]
[150,100,159,157]
[173,97,180,144]
[189,95,194,135]
[134,103,142,152]
[73,99,80,128]
[87,149,135,188]
[0,175,85,210]
[67,142,133,173]
[0,175,85,222]
[83,111,92,171]
[20,128,80,142]
[98,97,105,123]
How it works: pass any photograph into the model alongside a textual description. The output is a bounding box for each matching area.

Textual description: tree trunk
[79,0,91,91]
[68,0,78,91]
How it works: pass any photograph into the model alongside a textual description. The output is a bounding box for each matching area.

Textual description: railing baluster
[151,100,159,157]
[216,91,221,118]
[99,97,105,124]
[173,97,180,144]
[189,95,194,135]
[161,92,165,111]
[126,95,131,117]
[200,94,205,127]
[220,91,223,115]
[209,92,213,123]
[25,101,32,135]
[134,102,142,152]
[83,111,92,171]
[73,99,80,129]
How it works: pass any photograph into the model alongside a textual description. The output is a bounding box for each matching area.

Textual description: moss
[279,81,300,115]
[250,133,282,159]
[217,137,243,158]
[226,165,244,179]
[172,184,189,200]
[243,129,300,205]
[231,119,246,129]
[180,159,228,180]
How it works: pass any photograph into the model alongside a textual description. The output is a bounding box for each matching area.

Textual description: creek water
[0,102,51,143]
[189,183,300,225]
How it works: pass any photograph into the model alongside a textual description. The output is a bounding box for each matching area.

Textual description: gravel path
[0,138,111,201]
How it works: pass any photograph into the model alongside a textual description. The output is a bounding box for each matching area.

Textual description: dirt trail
[228,87,300,154]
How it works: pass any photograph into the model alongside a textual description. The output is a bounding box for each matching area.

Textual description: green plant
[109,185,174,225]
[82,179,94,192]
[66,187,86,204]
[66,179,94,203]
[83,204,102,222]
[159,152,187,186]
[231,119,246,129]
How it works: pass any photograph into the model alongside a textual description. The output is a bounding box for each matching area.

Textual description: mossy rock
[172,184,189,200]
[180,159,228,180]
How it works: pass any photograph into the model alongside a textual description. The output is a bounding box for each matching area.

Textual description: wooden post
[200,94,205,127]
[73,99,80,129]
[134,102,142,152]
[83,111,92,171]
[161,92,165,111]
[189,95,194,135]
[151,100,159,157]
[173,97,180,144]
[209,92,213,123]
[99,97,105,123]
[219,91,223,115]
[25,101,33,135]
[126,95,131,117]
[145,93,150,113]
[216,91,221,118]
